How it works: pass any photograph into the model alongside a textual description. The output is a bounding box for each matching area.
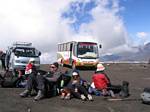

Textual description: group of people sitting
[19,58,130,101]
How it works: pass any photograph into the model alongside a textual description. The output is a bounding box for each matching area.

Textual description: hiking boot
[81,94,86,101]
[61,95,65,99]
[87,94,93,101]
[19,90,31,97]
[60,93,65,100]
[64,94,71,100]
[34,90,44,101]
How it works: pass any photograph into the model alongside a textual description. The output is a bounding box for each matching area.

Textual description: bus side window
[67,43,70,51]
[88,46,93,52]
[60,44,63,51]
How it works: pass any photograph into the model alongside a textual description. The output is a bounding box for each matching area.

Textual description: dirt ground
[0,63,150,112]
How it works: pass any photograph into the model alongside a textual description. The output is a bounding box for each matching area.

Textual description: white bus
[57,41,101,68]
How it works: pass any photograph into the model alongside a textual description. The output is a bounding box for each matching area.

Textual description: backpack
[141,88,150,104]
[119,81,130,98]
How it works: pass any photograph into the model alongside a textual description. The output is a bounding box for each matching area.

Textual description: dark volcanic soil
[0,63,150,112]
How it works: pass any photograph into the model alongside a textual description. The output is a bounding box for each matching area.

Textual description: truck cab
[5,42,41,72]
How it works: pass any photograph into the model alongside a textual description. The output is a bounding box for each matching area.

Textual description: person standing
[0,50,6,70]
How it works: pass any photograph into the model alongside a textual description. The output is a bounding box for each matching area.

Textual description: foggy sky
[0,0,147,63]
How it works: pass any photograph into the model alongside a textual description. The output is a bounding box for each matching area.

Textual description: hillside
[100,42,150,62]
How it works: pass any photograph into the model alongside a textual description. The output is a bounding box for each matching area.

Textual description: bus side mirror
[38,52,41,56]
[70,43,73,51]
[99,44,102,48]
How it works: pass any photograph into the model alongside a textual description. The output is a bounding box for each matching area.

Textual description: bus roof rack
[13,42,32,47]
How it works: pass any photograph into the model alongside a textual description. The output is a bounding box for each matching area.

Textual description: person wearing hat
[90,63,129,98]
[25,58,35,75]
[89,63,114,96]
[62,70,93,101]
[0,50,6,70]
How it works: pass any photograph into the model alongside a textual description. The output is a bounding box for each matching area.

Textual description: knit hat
[96,63,105,72]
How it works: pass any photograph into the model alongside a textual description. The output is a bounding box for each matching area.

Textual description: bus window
[64,43,67,51]
[77,42,98,58]
[60,44,63,51]
[14,48,38,57]
[67,43,70,51]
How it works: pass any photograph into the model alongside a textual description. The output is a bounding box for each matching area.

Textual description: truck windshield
[14,47,38,57]
[77,42,99,59]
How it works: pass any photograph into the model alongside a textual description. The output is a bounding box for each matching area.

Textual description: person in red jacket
[89,63,115,97]
[25,58,35,75]
[91,63,112,96]
[90,63,129,98]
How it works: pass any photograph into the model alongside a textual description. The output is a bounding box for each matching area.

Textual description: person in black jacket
[0,51,6,70]
[19,62,38,98]
[19,62,62,101]
[61,70,93,101]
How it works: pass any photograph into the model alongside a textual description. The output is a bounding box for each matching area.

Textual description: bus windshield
[14,47,38,57]
[77,42,99,59]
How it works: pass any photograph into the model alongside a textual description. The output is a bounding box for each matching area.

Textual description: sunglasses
[72,75,79,78]
[50,66,56,68]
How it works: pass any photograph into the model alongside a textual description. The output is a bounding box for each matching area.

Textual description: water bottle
[60,80,64,88]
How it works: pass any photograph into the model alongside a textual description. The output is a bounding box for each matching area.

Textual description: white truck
[5,42,41,73]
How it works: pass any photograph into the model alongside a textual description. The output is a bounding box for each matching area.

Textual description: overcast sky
[0,0,149,63]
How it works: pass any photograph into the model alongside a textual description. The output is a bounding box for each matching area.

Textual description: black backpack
[119,81,130,98]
